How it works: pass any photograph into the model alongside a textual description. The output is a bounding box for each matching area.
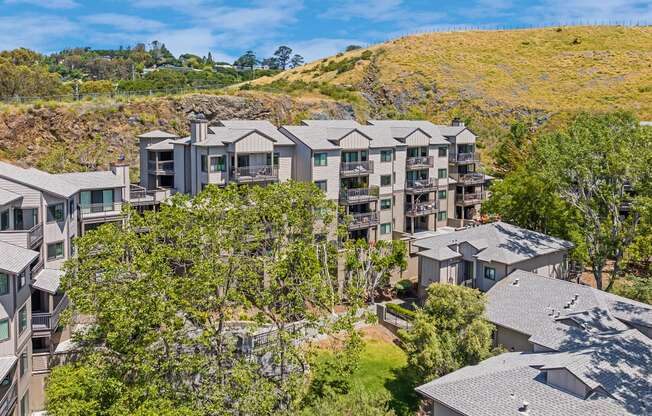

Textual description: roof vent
[548,308,554,316]
[518,401,530,414]
[564,302,571,309]
[555,311,561,318]
[574,293,579,301]
[512,278,519,286]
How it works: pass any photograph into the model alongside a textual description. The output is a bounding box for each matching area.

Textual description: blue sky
[1,0,651,63]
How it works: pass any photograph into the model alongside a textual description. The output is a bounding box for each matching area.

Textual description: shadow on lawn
[384,365,420,416]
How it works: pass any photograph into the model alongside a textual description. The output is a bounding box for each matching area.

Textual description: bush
[394,279,413,296]
[385,303,416,319]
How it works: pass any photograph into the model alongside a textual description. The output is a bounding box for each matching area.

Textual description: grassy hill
[249,25,652,147]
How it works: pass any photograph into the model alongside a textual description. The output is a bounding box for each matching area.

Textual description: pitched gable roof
[137,130,179,139]
[0,241,38,274]
[0,162,79,198]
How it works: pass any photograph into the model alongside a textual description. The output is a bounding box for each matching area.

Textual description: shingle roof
[366,120,451,145]
[0,162,79,198]
[486,270,652,351]
[32,268,64,294]
[137,130,179,139]
[0,188,21,206]
[0,241,38,274]
[418,246,462,261]
[414,222,574,266]
[146,139,175,151]
[281,125,404,150]
[0,356,16,382]
[301,119,361,128]
[217,120,295,145]
[55,171,124,191]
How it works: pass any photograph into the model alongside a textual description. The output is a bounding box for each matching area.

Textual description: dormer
[327,128,373,149]
[404,128,432,147]
[538,353,607,400]
[227,130,276,153]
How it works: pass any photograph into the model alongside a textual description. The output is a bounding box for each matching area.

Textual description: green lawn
[345,331,419,415]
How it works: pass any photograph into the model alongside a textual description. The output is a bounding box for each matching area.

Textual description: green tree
[273,46,293,70]
[234,50,257,69]
[299,390,396,416]
[290,54,305,68]
[399,284,495,383]
[491,120,533,177]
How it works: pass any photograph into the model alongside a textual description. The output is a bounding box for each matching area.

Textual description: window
[314,180,327,193]
[437,211,447,222]
[17,271,25,290]
[0,319,8,341]
[80,190,113,214]
[18,306,27,335]
[266,152,280,166]
[201,155,208,172]
[47,203,64,223]
[438,168,448,179]
[438,147,447,157]
[0,210,8,231]
[380,223,392,235]
[314,153,327,166]
[484,266,496,281]
[380,198,392,210]
[47,242,64,260]
[0,274,7,295]
[380,175,392,186]
[380,149,393,162]
[20,390,28,416]
[69,199,75,218]
[209,155,226,172]
[438,190,447,199]
[19,351,27,377]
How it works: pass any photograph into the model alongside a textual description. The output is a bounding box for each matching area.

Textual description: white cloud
[522,0,652,24]
[4,0,78,8]
[148,27,217,57]
[0,14,78,50]
[84,13,166,32]
[287,37,367,62]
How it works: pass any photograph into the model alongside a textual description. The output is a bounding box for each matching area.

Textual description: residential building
[416,270,652,416]
[413,221,574,296]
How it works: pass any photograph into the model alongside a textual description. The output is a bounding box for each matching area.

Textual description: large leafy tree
[273,46,293,70]
[50,182,361,415]
[399,284,495,383]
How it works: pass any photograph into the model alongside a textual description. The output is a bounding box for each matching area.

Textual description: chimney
[111,155,130,197]
[452,117,465,127]
[190,113,208,143]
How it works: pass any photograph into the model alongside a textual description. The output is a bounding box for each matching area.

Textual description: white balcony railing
[231,165,279,182]
[78,202,123,220]
[406,178,438,193]
[345,212,380,230]
[455,192,487,204]
[406,201,438,216]
[406,156,434,168]
[339,186,380,203]
[0,222,43,249]
[129,185,171,205]
[340,160,374,176]
[451,172,486,184]
[449,152,479,163]
[147,160,175,173]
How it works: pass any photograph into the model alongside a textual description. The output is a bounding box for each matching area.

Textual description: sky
[1,0,651,63]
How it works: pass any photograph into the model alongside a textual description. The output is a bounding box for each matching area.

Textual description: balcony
[344,212,380,230]
[340,160,374,177]
[0,222,43,249]
[405,178,438,194]
[449,152,479,164]
[32,293,69,332]
[456,192,486,205]
[339,186,380,204]
[231,165,279,183]
[32,352,51,374]
[128,185,172,206]
[451,172,486,185]
[0,383,16,416]
[147,160,175,174]
[79,202,123,221]
[406,201,438,217]
[406,156,434,169]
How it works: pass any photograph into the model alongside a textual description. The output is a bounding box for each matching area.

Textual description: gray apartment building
[137,116,491,242]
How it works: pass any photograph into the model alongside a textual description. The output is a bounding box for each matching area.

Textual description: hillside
[0,92,354,174]
[250,25,652,144]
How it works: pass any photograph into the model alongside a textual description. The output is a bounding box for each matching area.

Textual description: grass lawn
[318,326,419,415]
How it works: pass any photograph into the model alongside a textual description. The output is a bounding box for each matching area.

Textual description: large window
[209,155,226,172]
[0,273,8,295]
[438,190,447,199]
[18,306,27,335]
[438,168,448,179]
[380,149,393,162]
[266,152,280,166]
[380,223,392,235]
[47,242,64,260]
[0,210,8,230]
[47,203,64,223]
[314,180,327,193]
[380,175,392,186]
[437,211,447,222]
[484,266,496,281]
[380,198,392,210]
[80,190,114,214]
[13,208,37,231]
[438,146,447,157]
[314,153,327,166]
[0,319,8,342]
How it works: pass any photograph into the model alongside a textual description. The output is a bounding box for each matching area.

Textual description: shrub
[385,303,416,319]
[394,279,413,296]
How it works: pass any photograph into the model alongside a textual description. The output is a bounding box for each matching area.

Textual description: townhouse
[416,270,652,416]
[137,116,491,242]
[0,161,164,415]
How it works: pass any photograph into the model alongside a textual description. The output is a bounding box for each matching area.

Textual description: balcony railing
[449,152,479,163]
[340,160,374,177]
[405,178,438,193]
[406,201,438,216]
[406,156,434,169]
[0,222,43,249]
[344,212,380,230]
[339,186,380,204]
[147,160,175,173]
[455,192,487,205]
[0,383,16,416]
[79,202,123,220]
[32,352,51,374]
[32,293,69,332]
[128,185,172,205]
[451,172,486,185]
[231,165,279,182]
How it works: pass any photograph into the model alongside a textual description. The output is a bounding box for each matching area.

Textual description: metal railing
[406,201,439,216]
[406,156,434,168]
[32,293,69,332]
[449,152,479,163]
[147,160,175,173]
[451,172,486,184]
[455,192,487,204]
[339,186,380,203]
[32,352,51,373]
[405,178,438,193]
[31,259,44,277]
[345,212,380,230]
[0,383,16,416]
[340,160,374,176]
[129,185,171,205]
[78,202,123,220]
[231,165,279,182]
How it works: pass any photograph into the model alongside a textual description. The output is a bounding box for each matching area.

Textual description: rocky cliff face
[0,92,355,172]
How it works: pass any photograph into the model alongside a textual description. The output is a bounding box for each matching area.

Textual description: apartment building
[138,116,489,242]
[0,161,166,415]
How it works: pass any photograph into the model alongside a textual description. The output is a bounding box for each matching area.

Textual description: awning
[32,269,64,294]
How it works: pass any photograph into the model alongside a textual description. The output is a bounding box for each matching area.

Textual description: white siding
[339,130,370,149]
[276,146,294,182]
[233,132,274,153]
[311,150,341,201]
[405,130,430,147]
[0,178,41,206]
